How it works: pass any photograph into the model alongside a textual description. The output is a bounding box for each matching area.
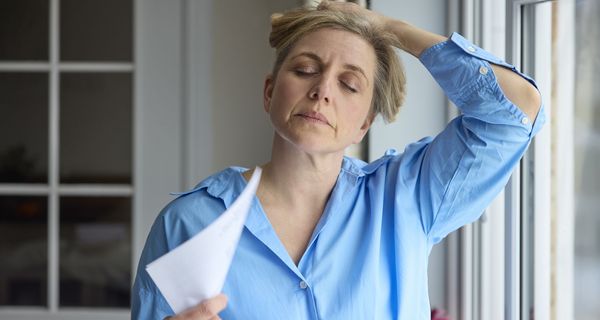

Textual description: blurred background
[0,0,597,319]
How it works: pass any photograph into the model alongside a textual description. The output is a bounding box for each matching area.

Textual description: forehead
[286,28,376,75]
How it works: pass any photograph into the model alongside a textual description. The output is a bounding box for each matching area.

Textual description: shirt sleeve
[412,32,546,244]
[131,214,175,320]
[131,186,225,319]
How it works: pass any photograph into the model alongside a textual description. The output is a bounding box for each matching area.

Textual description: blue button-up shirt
[132,33,545,319]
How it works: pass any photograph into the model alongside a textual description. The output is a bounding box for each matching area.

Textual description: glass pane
[60,0,132,61]
[0,196,47,306]
[0,0,49,61]
[59,196,131,307]
[60,73,132,184]
[0,73,48,183]
[574,0,600,319]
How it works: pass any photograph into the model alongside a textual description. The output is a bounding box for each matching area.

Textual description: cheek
[341,98,372,127]
[270,80,303,112]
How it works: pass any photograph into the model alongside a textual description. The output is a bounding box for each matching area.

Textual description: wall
[186,0,299,188]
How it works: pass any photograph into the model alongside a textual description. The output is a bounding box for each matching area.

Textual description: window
[463,1,579,319]
[508,2,553,319]
[0,0,133,316]
[444,1,561,319]
[573,1,600,319]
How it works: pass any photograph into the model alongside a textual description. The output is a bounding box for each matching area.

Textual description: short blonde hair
[269,3,406,123]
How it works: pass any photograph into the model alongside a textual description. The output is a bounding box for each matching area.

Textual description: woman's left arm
[321,1,546,241]
[321,1,542,122]
[385,19,541,121]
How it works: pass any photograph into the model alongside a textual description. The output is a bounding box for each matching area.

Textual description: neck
[252,134,344,209]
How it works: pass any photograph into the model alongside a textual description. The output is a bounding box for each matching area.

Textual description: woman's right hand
[166,294,228,320]
[318,0,446,57]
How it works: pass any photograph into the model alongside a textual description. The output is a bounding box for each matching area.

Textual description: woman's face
[264,28,376,155]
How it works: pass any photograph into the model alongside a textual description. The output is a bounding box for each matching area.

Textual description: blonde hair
[269,3,406,123]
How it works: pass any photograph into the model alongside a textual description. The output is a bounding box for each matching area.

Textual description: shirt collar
[172,154,389,207]
[170,167,247,210]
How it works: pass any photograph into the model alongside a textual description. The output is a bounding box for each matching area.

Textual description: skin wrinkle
[265,28,377,157]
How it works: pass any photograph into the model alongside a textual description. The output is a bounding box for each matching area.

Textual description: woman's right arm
[132,192,230,319]
[133,215,228,320]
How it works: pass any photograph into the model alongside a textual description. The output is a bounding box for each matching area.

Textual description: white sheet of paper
[146,167,262,314]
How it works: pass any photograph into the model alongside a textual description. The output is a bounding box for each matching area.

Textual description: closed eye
[294,69,318,77]
[341,81,358,93]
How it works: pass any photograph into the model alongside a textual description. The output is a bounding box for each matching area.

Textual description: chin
[277,130,346,155]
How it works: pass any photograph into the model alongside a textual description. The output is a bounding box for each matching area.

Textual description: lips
[295,111,331,127]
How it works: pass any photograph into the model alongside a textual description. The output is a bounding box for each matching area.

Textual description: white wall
[368,0,448,158]
[369,0,449,311]
[186,0,299,188]
[135,0,186,285]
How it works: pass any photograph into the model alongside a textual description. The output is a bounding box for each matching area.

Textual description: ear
[352,113,375,144]
[263,74,274,113]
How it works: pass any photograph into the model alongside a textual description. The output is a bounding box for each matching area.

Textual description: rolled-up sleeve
[410,32,545,244]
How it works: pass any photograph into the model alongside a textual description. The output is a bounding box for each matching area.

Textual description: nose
[308,77,331,103]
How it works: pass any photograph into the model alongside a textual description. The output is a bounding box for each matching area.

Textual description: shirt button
[521,117,530,125]
[479,66,489,75]
[299,281,308,289]
[467,46,476,52]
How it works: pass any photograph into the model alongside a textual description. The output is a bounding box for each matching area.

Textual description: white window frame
[546,0,575,319]
[506,2,553,320]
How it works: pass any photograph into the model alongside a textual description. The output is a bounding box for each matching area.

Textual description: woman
[133,1,544,319]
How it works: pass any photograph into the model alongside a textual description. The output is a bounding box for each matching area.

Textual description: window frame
[445,1,571,320]
[506,2,554,320]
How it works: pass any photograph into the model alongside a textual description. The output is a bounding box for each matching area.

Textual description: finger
[318,0,358,11]
[317,0,330,10]
[181,294,227,319]
[199,294,228,315]
[270,13,283,24]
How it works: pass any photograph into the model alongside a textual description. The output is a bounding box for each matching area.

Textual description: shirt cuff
[419,32,545,137]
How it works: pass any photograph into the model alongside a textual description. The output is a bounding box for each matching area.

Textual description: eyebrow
[290,51,370,86]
